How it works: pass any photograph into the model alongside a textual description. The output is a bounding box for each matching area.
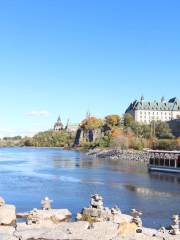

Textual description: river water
[0,147,179,228]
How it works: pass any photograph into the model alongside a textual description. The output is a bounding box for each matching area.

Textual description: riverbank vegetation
[76,113,180,151]
[0,113,179,151]
[0,130,75,148]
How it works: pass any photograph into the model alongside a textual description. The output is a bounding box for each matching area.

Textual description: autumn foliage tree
[124,113,134,127]
[80,117,103,130]
[105,115,121,128]
[111,128,123,137]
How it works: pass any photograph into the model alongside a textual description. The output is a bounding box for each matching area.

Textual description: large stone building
[125,97,180,124]
[66,120,79,133]
[53,116,78,133]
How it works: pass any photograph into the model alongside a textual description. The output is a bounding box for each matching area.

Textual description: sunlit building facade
[125,97,180,124]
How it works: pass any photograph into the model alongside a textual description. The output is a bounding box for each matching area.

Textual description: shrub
[110,136,129,150]
[97,136,110,148]
[111,127,123,137]
[152,139,177,150]
[130,138,144,151]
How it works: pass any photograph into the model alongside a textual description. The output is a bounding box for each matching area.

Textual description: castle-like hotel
[52,97,180,138]
[125,96,180,124]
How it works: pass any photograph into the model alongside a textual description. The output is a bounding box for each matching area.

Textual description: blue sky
[0,0,180,137]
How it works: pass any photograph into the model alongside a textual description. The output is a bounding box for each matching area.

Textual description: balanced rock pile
[77,194,122,223]
[0,195,180,240]
[130,208,143,233]
[25,197,72,225]
[171,214,180,235]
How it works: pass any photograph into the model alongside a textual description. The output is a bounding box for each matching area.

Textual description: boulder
[15,221,89,240]
[76,222,119,240]
[118,221,137,237]
[0,204,16,226]
[0,226,15,240]
[0,197,5,207]
[26,209,72,224]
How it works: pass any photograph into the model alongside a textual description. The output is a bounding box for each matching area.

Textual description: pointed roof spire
[54,115,63,131]
[140,95,144,102]
[57,115,61,122]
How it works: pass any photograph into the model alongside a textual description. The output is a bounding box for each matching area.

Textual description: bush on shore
[152,139,177,151]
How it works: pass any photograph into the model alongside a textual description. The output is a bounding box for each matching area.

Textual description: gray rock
[19,208,72,225]
[0,226,15,240]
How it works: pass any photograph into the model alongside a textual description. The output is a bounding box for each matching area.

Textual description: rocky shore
[0,195,180,240]
[87,148,150,162]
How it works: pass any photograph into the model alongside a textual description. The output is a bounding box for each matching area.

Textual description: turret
[54,115,63,131]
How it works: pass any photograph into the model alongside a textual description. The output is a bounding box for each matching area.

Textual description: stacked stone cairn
[41,196,53,210]
[171,214,180,235]
[26,197,53,225]
[77,194,121,223]
[23,197,72,226]
[26,208,40,225]
[130,208,143,233]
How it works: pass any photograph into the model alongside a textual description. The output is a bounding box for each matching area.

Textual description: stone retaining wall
[88,149,150,162]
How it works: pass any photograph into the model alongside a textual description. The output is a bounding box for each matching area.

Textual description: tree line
[0,113,179,150]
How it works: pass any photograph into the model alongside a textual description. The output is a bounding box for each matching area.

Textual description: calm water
[0,147,179,228]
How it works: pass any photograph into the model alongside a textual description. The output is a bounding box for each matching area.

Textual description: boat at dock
[147,150,180,173]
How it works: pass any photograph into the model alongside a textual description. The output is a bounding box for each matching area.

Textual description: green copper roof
[126,97,180,112]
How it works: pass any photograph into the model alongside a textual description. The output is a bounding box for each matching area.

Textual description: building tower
[54,116,63,131]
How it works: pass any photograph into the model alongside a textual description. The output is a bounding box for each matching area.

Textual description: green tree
[124,113,134,127]
[153,139,176,150]
[30,130,74,147]
[130,138,144,150]
[153,121,174,139]
[130,122,151,138]
[97,136,111,148]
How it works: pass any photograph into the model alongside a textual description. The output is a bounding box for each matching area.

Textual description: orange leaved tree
[80,117,103,130]
[105,115,121,128]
